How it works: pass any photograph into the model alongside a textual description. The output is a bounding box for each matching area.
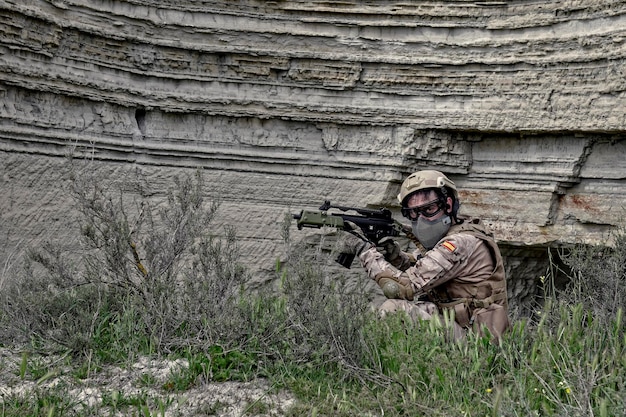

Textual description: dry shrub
[555,227,626,325]
[0,161,251,355]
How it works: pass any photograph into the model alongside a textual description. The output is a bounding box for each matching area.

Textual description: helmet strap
[438,188,460,221]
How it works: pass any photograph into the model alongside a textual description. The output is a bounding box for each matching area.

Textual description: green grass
[268,303,624,417]
[1,274,623,417]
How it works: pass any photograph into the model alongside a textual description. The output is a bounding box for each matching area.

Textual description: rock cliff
[1,0,625,310]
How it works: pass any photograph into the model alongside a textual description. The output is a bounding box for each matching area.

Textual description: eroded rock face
[1,0,625,312]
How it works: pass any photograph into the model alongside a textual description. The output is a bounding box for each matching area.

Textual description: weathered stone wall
[1,0,626,311]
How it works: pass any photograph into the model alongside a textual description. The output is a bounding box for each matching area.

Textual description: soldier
[344,170,510,341]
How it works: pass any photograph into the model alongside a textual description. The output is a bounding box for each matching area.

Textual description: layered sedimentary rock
[1,0,625,310]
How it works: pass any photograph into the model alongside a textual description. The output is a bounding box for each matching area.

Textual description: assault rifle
[292,200,410,268]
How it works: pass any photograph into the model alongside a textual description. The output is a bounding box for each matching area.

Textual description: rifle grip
[335,252,356,269]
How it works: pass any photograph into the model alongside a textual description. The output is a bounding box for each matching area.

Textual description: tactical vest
[431,218,509,328]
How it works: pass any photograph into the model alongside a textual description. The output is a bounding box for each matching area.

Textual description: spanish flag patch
[442,241,457,252]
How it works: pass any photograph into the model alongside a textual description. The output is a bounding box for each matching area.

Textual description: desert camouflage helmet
[397,170,459,206]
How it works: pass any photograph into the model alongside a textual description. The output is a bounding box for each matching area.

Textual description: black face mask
[412,214,452,250]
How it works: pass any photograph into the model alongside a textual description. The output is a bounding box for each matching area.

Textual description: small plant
[163,346,258,392]
[138,372,157,388]
[0,389,77,417]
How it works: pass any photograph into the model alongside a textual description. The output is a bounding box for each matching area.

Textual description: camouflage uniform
[359,217,510,341]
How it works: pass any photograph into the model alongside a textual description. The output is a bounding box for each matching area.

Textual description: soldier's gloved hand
[377,236,402,263]
[377,237,415,270]
[339,221,374,256]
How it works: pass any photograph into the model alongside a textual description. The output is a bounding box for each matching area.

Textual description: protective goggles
[401,199,444,219]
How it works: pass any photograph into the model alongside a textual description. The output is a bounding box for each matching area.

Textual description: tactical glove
[377,236,401,262]
[377,237,414,270]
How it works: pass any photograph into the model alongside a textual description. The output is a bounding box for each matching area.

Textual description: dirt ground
[0,347,296,416]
